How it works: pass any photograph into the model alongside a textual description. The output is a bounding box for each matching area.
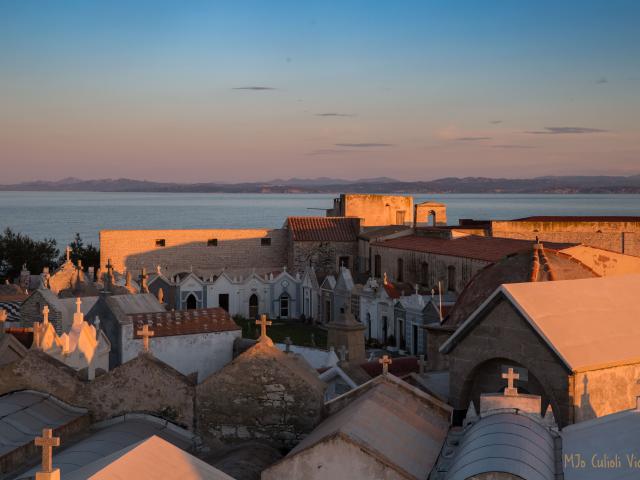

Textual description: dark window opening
[186,294,197,310]
[207,238,218,246]
[219,293,229,312]
[155,239,166,247]
[420,262,429,286]
[339,256,350,269]
[397,258,404,282]
[374,255,382,278]
[280,294,289,318]
[261,237,271,246]
[447,265,456,292]
[249,294,259,319]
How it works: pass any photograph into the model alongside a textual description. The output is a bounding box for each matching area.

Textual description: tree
[58,233,100,270]
[0,228,59,282]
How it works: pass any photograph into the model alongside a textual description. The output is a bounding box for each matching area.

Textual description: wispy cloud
[308,149,367,155]
[489,120,503,124]
[525,127,608,135]
[335,143,394,147]
[315,113,356,117]
[454,136,491,141]
[491,144,537,149]
[596,76,608,84]
[232,86,276,90]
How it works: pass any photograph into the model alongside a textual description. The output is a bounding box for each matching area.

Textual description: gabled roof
[441,274,640,372]
[287,216,360,242]
[320,275,336,290]
[373,235,574,262]
[105,294,166,325]
[283,375,451,480]
[129,308,240,338]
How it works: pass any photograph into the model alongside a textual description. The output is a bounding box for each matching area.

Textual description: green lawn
[235,316,327,349]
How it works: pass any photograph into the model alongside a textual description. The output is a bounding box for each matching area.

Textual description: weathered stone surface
[196,341,325,449]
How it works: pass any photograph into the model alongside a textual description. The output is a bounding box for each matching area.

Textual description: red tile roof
[373,235,574,262]
[129,307,240,338]
[512,216,640,222]
[287,216,360,242]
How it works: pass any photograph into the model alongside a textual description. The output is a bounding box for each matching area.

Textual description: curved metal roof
[445,412,556,480]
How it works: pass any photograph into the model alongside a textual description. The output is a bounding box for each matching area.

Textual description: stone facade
[196,341,325,449]
[0,350,195,429]
[446,297,573,427]
[327,194,414,227]
[490,219,640,256]
[369,244,488,293]
[100,228,288,273]
[289,240,358,279]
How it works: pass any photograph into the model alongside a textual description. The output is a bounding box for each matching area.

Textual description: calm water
[0,191,639,247]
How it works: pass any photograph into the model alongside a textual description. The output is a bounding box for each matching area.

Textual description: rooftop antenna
[438,280,443,322]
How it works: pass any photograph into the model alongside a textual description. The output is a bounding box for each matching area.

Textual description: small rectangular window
[207,239,218,247]
[261,237,271,246]
[396,210,406,225]
[155,239,166,247]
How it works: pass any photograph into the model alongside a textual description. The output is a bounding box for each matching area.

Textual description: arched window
[420,262,429,286]
[249,294,259,319]
[447,265,456,292]
[186,293,197,310]
[397,258,404,282]
[374,255,382,278]
[280,294,289,318]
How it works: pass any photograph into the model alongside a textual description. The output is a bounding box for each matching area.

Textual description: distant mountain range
[2,175,640,193]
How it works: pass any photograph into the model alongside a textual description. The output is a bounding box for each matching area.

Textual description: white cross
[502,367,520,396]
[35,428,60,473]
[379,355,392,375]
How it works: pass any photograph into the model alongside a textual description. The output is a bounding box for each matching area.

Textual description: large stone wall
[342,194,413,227]
[446,297,573,426]
[0,351,195,429]
[491,220,640,256]
[370,245,489,293]
[289,241,358,279]
[196,342,325,449]
[100,228,288,273]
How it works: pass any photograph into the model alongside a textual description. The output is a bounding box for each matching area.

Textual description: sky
[1,0,639,183]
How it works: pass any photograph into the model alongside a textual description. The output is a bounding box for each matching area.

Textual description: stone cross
[379,355,392,375]
[66,246,71,262]
[284,336,292,353]
[137,324,155,353]
[418,354,426,374]
[35,428,60,474]
[256,314,272,339]
[75,297,82,313]
[502,367,520,396]
[42,305,49,324]
[338,345,348,362]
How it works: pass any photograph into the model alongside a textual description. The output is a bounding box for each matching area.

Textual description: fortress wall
[100,228,288,273]
[490,221,640,256]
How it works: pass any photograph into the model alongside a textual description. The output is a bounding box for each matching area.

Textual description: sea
[0,191,639,248]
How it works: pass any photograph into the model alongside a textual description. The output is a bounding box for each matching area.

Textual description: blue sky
[1,0,639,182]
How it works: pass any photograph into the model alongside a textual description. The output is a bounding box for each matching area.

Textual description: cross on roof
[137,324,155,353]
[256,314,272,340]
[502,367,520,396]
[75,297,82,313]
[42,305,49,324]
[35,428,60,474]
[418,354,426,374]
[338,345,348,362]
[65,246,71,262]
[379,355,392,375]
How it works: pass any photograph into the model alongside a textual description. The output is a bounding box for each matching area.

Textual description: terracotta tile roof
[287,216,360,242]
[372,235,574,262]
[129,307,240,338]
[512,216,640,222]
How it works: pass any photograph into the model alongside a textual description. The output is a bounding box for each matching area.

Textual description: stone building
[262,373,452,480]
[124,308,241,382]
[370,231,573,293]
[196,327,325,449]
[440,274,640,427]
[286,216,360,277]
[489,216,640,256]
[21,289,99,334]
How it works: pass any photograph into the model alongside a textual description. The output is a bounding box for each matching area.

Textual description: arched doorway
[249,294,259,319]
[186,293,197,310]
